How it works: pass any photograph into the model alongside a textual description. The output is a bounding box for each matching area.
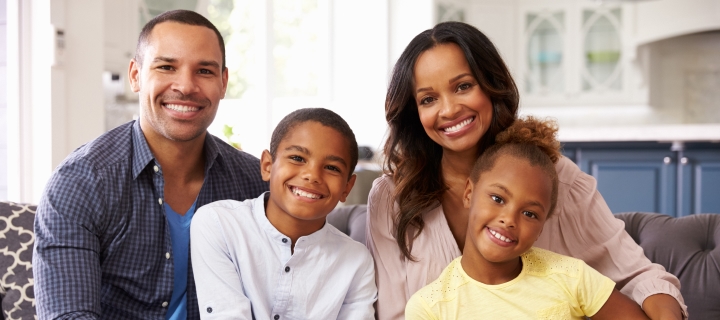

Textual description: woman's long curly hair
[383,21,519,260]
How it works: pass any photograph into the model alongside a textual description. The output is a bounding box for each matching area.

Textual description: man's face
[129,22,228,144]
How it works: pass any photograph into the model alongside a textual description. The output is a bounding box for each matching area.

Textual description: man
[33,10,268,319]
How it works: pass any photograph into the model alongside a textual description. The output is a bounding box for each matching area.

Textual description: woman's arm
[537,157,687,319]
[366,176,410,320]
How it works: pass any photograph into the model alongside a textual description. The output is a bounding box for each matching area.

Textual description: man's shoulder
[60,121,135,170]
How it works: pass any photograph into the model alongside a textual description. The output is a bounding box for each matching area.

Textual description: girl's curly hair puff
[469,116,562,217]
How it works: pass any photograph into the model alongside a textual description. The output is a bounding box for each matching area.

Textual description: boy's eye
[490,195,504,204]
[289,155,304,162]
[522,211,538,219]
[325,165,341,173]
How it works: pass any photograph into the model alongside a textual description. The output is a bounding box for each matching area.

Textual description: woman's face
[413,43,493,156]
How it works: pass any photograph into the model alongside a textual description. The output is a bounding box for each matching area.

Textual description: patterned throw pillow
[0,202,36,320]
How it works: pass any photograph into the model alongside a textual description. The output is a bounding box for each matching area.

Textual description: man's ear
[128,59,141,93]
[463,179,474,209]
[260,150,273,182]
[339,174,357,203]
[221,67,229,98]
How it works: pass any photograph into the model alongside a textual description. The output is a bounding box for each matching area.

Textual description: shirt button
[207,307,213,313]
[274,315,280,320]
[158,198,163,205]
[284,266,290,273]
[281,238,288,243]
[165,252,170,259]
[162,301,168,307]
[153,165,159,173]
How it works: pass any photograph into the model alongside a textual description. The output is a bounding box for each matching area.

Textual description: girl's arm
[592,289,650,320]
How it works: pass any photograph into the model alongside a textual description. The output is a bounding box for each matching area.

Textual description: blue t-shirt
[164,201,197,320]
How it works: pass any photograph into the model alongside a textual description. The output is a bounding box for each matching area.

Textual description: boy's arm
[190,207,252,319]
[337,249,378,319]
[591,289,650,320]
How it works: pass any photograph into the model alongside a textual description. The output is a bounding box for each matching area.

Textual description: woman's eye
[457,82,472,91]
[523,211,538,219]
[419,96,435,105]
[490,195,504,204]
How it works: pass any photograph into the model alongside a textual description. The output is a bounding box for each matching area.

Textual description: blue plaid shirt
[33,121,268,319]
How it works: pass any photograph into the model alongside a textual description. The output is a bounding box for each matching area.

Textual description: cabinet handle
[663,157,672,164]
[681,157,689,165]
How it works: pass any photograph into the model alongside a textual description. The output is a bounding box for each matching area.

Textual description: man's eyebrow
[198,60,221,69]
[152,56,176,64]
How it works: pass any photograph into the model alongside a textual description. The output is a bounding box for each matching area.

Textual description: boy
[191,108,377,319]
[405,117,650,319]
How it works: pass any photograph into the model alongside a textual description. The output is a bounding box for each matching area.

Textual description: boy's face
[261,121,356,229]
[462,155,552,265]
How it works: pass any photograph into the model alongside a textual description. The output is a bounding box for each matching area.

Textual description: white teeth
[165,104,200,113]
[488,228,513,243]
[291,187,321,199]
[444,117,474,133]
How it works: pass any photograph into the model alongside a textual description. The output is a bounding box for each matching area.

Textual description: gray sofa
[3,201,718,319]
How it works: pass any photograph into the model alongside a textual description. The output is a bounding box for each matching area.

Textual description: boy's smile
[261,121,356,240]
[461,154,552,283]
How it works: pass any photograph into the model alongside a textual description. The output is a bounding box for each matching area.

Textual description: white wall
[6,0,104,203]
[0,0,7,199]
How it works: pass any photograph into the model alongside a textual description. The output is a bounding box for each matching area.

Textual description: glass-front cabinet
[519,2,639,106]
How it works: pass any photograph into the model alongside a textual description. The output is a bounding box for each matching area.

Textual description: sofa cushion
[0,202,36,320]
[615,212,720,319]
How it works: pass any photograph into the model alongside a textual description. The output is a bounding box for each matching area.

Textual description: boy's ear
[260,150,273,182]
[338,173,357,203]
[463,179,474,209]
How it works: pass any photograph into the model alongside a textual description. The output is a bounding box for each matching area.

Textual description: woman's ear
[260,150,273,182]
[463,179,474,209]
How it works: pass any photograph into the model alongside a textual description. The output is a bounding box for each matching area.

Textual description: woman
[366,21,686,320]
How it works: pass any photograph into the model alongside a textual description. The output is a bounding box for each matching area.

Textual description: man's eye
[198,69,212,74]
[491,195,504,204]
[158,65,173,71]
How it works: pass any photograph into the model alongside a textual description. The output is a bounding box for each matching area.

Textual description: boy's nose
[301,165,322,183]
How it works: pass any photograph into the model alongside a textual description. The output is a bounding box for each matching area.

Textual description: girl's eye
[490,195,504,204]
[289,155,304,162]
[523,211,538,219]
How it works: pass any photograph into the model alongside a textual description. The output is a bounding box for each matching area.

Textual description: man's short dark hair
[135,10,226,69]
[270,108,359,179]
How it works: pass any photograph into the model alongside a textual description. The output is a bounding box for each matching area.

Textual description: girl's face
[412,43,493,157]
[462,154,552,266]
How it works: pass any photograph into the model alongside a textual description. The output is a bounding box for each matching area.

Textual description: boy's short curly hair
[469,116,561,217]
[270,108,359,180]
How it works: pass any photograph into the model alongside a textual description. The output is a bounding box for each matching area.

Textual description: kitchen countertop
[558,124,720,143]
